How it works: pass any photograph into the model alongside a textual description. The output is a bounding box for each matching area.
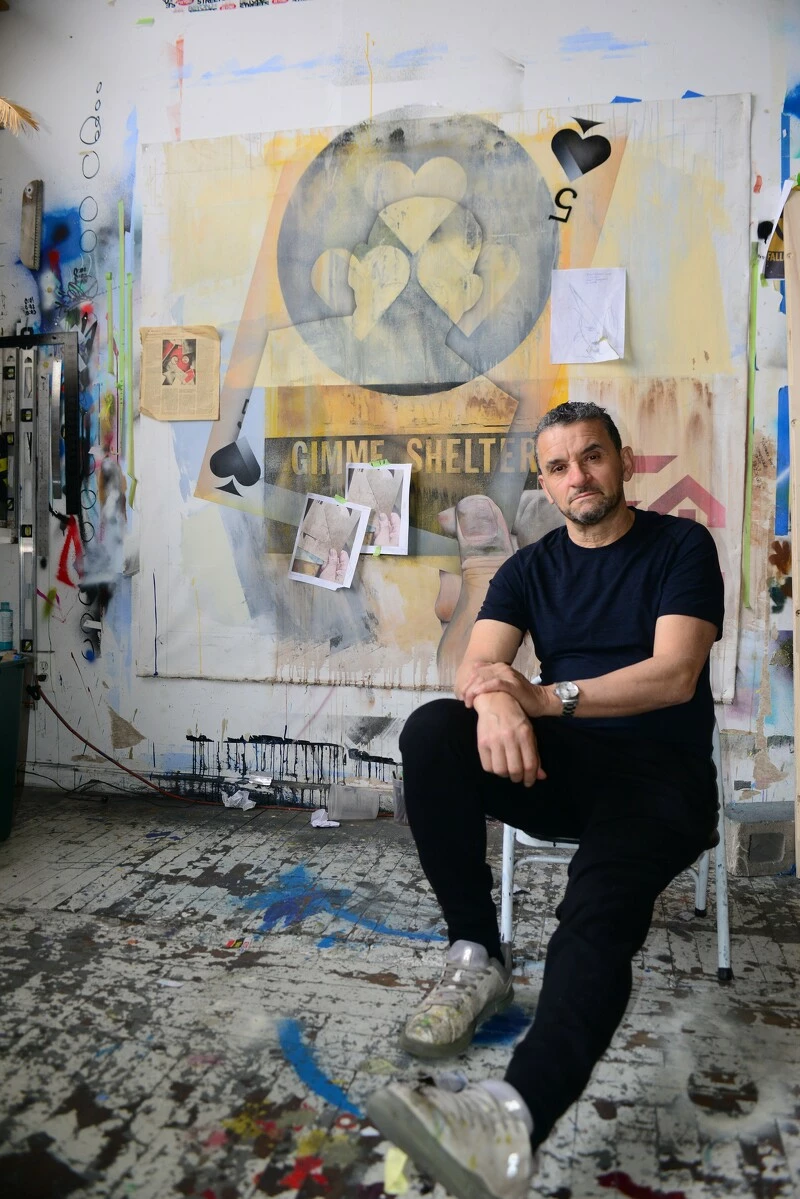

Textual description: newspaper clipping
[140,325,220,421]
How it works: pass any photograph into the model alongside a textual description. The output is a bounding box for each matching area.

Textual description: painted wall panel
[137,96,750,697]
[0,0,795,803]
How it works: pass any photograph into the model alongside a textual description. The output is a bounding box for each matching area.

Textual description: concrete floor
[0,790,799,1199]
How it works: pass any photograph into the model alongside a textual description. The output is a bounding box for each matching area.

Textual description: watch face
[555,681,579,701]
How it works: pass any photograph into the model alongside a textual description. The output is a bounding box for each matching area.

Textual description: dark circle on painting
[277,112,558,395]
[79,196,99,222]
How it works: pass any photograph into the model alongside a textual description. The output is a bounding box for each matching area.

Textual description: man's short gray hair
[532,402,622,468]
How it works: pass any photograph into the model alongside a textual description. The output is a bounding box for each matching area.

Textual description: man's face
[536,420,634,527]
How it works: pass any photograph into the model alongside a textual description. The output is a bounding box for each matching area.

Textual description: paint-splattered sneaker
[400,940,513,1059]
[366,1079,535,1199]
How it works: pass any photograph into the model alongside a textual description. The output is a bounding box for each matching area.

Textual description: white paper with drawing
[550,268,626,364]
[345,463,411,555]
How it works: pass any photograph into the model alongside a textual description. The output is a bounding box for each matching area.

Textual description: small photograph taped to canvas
[289,493,371,590]
[345,463,411,555]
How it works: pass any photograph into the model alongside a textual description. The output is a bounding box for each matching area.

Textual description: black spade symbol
[209,437,262,494]
[551,127,612,182]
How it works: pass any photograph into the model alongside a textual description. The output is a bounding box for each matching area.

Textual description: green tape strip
[105,272,114,374]
[137,17,155,24]
[370,458,389,467]
[118,200,126,459]
[334,494,346,503]
[126,272,135,505]
[373,546,381,556]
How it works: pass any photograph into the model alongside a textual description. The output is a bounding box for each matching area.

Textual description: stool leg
[711,720,733,982]
[715,809,732,982]
[694,850,710,917]
[500,824,515,946]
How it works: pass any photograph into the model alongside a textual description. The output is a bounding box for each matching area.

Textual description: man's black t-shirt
[476,508,724,752]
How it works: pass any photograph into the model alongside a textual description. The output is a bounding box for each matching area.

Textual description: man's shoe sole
[399,984,514,1059]
[366,1087,512,1199]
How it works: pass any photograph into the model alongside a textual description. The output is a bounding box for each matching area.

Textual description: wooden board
[783,188,800,869]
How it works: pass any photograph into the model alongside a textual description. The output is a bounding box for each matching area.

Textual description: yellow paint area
[158,130,327,316]
[265,377,518,439]
[589,142,733,377]
[348,245,411,339]
[357,558,444,652]
[181,505,249,627]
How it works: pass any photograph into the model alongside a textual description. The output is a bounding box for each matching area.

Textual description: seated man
[366,401,724,1199]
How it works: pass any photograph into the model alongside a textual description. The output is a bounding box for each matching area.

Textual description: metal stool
[499,719,732,982]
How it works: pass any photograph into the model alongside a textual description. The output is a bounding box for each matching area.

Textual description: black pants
[399,698,718,1149]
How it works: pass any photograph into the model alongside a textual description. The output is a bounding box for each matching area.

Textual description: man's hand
[473,692,547,787]
[463,662,552,718]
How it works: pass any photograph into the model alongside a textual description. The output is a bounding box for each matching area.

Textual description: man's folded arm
[454,619,524,702]
[462,614,719,719]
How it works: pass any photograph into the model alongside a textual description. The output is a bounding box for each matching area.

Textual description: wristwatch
[553,680,580,716]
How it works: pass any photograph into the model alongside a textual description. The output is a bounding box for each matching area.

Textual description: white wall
[0,0,796,802]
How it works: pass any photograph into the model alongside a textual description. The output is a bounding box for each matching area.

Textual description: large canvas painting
[138,95,750,698]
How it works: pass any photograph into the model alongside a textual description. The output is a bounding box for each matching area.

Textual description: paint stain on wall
[107,704,145,749]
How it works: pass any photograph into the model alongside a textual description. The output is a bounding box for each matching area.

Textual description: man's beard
[562,486,623,527]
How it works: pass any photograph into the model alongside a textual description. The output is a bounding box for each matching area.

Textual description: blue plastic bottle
[0,602,13,651]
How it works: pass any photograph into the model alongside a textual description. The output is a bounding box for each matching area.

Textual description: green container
[0,658,29,841]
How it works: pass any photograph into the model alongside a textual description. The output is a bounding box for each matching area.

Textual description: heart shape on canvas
[348,243,411,340]
[551,127,612,181]
[364,156,468,209]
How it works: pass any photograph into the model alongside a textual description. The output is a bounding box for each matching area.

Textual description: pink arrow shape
[648,476,726,527]
[632,455,677,473]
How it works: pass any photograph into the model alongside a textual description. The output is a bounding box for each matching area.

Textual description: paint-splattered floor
[1,791,799,1199]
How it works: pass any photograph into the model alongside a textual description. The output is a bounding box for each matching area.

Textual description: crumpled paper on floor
[222,789,256,811]
[311,807,340,828]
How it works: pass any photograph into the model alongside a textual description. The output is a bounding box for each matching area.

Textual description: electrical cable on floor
[27,682,324,813]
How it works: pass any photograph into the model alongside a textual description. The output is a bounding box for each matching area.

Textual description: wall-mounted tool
[20,180,43,270]
[0,332,79,659]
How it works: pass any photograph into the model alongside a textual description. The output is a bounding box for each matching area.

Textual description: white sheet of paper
[550,268,626,364]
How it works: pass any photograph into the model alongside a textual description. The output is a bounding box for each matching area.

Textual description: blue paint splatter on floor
[318,912,445,950]
[237,864,445,944]
[473,1004,530,1046]
[277,1017,362,1116]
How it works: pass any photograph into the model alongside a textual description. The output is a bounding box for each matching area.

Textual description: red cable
[32,683,309,810]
